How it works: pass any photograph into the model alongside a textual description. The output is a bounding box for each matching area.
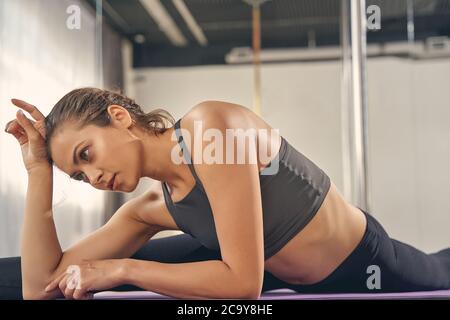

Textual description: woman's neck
[140,126,186,187]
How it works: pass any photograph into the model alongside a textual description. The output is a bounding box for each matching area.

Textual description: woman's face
[49,107,144,192]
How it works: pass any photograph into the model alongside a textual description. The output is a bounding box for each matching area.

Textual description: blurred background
[1,0,449,258]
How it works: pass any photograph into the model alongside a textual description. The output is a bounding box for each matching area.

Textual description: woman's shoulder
[180,100,256,132]
[177,101,281,172]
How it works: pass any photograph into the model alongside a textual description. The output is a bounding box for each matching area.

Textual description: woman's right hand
[4,99,50,173]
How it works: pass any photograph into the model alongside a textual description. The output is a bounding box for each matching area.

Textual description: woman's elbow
[238,288,261,300]
[239,290,261,300]
[236,279,262,300]
[22,285,59,300]
[22,288,47,300]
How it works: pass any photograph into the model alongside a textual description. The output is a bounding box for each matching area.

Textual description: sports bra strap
[174,119,205,190]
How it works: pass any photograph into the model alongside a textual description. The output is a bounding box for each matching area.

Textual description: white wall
[124,56,450,252]
[367,57,450,252]
[0,0,117,257]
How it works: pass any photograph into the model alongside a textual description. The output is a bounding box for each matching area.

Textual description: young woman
[1,87,450,300]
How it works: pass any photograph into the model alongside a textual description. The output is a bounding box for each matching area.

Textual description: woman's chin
[120,180,139,193]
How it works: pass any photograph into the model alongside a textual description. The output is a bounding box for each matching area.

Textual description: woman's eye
[82,173,89,183]
[74,172,89,183]
[80,148,89,161]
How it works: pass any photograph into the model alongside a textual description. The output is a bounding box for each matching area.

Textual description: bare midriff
[263,181,367,285]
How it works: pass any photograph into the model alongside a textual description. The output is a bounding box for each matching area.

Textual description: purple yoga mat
[93,288,450,300]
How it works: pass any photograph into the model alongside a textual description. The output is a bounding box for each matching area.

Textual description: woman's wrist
[27,163,52,176]
[117,258,134,285]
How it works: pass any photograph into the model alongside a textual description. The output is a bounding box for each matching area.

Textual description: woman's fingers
[45,269,86,299]
[45,271,67,293]
[5,119,28,136]
[4,119,24,134]
[15,110,40,141]
[64,283,76,300]
[4,119,15,133]
[58,275,69,298]
[5,119,27,145]
[6,118,45,141]
[64,270,83,299]
[11,98,45,121]
[10,129,26,144]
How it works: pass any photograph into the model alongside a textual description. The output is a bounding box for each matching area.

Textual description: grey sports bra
[161,118,331,260]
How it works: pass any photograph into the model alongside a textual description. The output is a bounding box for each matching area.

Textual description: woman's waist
[264,182,367,284]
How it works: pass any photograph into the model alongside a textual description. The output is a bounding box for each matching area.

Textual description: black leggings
[1,209,450,299]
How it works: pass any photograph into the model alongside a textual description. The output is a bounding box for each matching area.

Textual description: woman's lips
[112,174,118,191]
[108,174,116,190]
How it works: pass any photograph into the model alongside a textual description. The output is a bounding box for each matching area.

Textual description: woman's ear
[106,105,133,129]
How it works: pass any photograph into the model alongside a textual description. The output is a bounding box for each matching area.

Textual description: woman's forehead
[49,124,93,171]
[50,135,80,172]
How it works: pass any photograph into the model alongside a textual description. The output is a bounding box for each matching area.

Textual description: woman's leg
[0,233,288,299]
[377,237,450,292]
[365,210,450,292]
[0,257,22,299]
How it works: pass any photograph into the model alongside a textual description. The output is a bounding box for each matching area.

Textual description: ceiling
[86,0,450,67]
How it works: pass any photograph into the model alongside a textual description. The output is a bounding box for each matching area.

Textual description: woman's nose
[85,169,104,187]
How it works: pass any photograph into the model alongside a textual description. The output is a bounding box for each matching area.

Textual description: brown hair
[44,87,174,164]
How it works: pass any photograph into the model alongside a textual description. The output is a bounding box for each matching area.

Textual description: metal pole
[349,0,370,211]
[252,4,262,116]
[243,0,271,116]
[340,0,352,202]
[407,0,415,57]
[95,0,104,87]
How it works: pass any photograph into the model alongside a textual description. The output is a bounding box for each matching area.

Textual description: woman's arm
[5,100,166,299]
[21,165,60,299]
[4,102,65,299]
[22,184,166,300]
[21,165,165,299]
[123,259,258,299]
[46,257,256,300]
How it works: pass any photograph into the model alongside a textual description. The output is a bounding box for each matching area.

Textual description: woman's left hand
[44,259,126,300]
